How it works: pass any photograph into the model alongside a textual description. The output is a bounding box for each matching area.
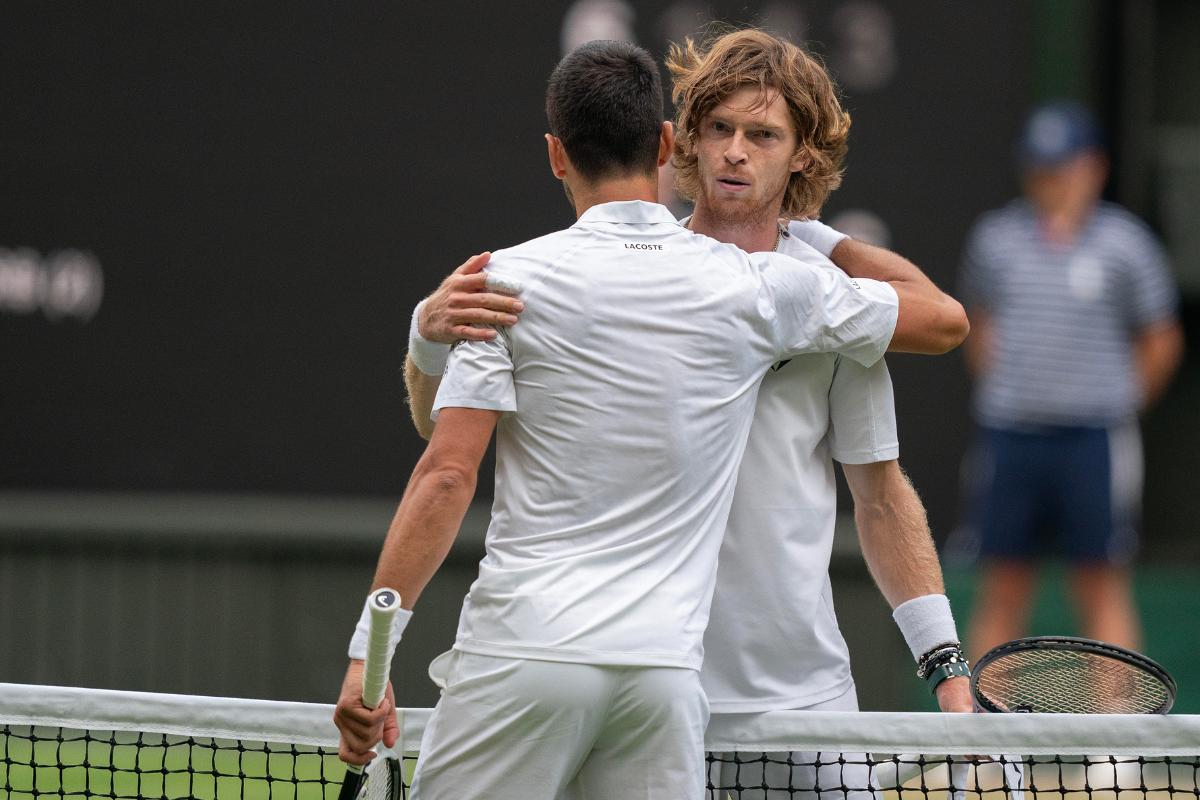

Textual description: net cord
[3,683,1200,757]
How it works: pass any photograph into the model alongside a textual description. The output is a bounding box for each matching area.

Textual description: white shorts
[708,683,877,800]
[411,650,708,800]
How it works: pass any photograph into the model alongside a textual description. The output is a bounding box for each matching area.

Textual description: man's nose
[724,133,748,164]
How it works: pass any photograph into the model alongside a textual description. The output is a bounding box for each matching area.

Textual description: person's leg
[966,428,1045,662]
[569,666,707,800]
[968,559,1039,662]
[411,652,609,800]
[1069,563,1140,649]
[1056,423,1143,650]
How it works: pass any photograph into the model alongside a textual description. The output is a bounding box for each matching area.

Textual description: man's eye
[756,130,776,139]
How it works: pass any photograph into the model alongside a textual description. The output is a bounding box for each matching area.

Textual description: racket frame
[970,635,1176,714]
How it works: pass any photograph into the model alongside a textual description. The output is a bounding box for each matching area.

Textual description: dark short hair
[545,40,664,181]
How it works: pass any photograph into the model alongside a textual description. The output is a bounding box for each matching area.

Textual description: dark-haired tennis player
[406,29,973,799]
[337,37,963,800]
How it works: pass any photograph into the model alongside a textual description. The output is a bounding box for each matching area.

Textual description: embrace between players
[335,30,972,800]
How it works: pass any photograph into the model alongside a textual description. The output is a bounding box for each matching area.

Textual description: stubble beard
[697,171,790,233]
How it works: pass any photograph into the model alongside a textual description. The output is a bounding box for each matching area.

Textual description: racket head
[971,636,1176,714]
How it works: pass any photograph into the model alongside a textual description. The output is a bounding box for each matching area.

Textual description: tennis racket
[887,636,1173,798]
[338,587,405,800]
[971,636,1176,714]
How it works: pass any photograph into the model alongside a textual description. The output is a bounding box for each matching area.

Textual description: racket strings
[975,649,1171,714]
[357,753,402,800]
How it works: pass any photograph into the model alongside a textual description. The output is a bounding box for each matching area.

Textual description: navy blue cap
[1017,100,1105,168]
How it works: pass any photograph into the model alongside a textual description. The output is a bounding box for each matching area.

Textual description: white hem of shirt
[707,674,855,714]
[833,444,900,465]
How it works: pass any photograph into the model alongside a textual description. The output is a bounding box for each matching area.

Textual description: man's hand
[333,659,399,766]
[934,675,974,713]
[418,252,524,343]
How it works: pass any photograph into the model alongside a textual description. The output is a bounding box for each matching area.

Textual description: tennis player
[405,29,974,798]
[336,40,957,800]
[668,30,974,796]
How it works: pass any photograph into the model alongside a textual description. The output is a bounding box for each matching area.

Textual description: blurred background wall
[2,1,1197,710]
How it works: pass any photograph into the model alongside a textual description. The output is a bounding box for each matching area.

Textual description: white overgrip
[360,588,401,710]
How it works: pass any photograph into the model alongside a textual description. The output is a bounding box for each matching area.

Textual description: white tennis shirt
[432,201,898,670]
[701,225,900,712]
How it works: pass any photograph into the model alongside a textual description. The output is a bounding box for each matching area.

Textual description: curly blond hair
[667,29,850,219]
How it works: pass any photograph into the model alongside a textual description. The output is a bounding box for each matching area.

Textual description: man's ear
[789,145,811,174]
[546,133,569,179]
[657,121,675,167]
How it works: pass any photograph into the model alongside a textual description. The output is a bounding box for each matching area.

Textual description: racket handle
[360,588,401,710]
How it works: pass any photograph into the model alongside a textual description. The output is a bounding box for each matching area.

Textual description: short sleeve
[431,330,517,420]
[827,355,900,464]
[958,222,995,311]
[1120,224,1180,329]
[756,250,899,368]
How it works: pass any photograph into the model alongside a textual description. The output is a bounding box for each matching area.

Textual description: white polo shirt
[701,225,900,712]
[433,200,898,670]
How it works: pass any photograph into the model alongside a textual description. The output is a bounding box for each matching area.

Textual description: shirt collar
[575,200,682,226]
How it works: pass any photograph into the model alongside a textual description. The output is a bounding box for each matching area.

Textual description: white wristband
[892,594,959,662]
[407,300,452,376]
[789,219,849,258]
[348,597,413,660]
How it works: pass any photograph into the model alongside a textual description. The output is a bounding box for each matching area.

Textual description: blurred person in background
[957,100,1184,661]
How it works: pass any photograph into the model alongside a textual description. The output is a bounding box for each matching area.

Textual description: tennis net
[3,682,1200,799]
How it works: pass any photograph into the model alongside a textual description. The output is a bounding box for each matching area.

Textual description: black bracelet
[916,642,964,680]
[927,659,971,694]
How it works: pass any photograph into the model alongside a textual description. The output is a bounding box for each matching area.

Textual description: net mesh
[3,683,1198,799]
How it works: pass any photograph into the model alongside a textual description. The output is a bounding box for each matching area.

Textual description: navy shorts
[964,423,1142,564]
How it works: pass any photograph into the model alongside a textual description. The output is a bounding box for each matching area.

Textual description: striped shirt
[960,200,1179,427]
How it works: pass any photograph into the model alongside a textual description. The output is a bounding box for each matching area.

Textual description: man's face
[1022,150,1108,220]
[693,85,804,226]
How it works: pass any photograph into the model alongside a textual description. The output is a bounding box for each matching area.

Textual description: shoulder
[485,227,583,284]
[777,229,840,270]
[490,226,579,262]
[970,200,1032,242]
[1093,203,1164,255]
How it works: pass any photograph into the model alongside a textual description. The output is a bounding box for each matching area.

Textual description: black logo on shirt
[624,243,663,251]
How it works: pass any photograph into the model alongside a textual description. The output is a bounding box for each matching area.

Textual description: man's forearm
[371,407,498,607]
[845,460,945,607]
[405,354,443,440]
[829,237,931,286]
[844,459,972,712]
[371,456,477,608]
[1136,320,1184,410]
[829,239,968,355]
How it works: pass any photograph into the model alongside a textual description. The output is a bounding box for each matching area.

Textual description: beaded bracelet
[915,643,963,679]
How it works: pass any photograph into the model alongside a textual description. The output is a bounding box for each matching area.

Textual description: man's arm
[789,220,969,355]
[842,459,972,713]
[828,238,969,355]
[962,308,992,378]
[1135,319,1184,410]
[334,407,499,763]
[404,253,524,439]
[405,357,441,440]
